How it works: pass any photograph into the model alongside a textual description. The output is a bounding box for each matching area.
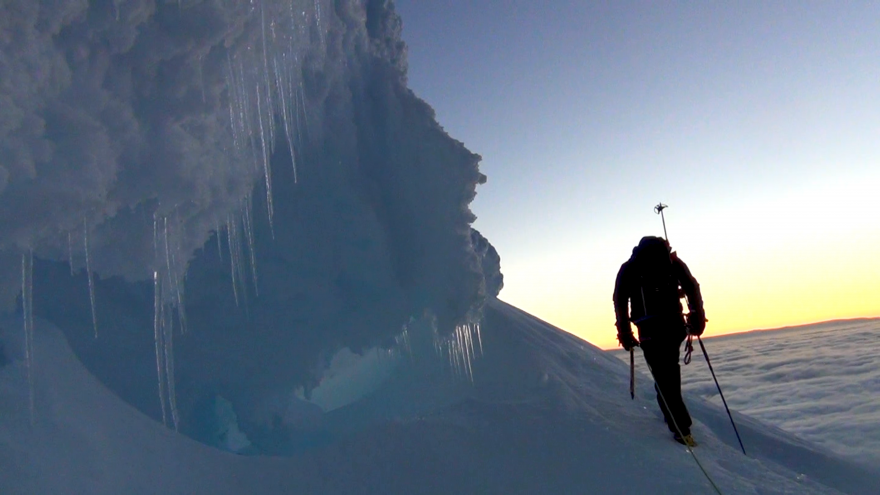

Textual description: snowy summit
[0,1,877,494]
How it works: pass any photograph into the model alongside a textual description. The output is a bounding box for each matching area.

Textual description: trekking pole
[629,348,635,400]
[697,336,747,455]
[654,203,669,242]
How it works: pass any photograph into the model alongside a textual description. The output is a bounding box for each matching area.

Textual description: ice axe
[655,202,747,456]
[630,348,635,400]
[654,202,669,243]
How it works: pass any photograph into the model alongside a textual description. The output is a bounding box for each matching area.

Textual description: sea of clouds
[616,318,880,470]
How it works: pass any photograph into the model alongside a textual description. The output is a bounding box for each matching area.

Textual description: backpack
[630,236,684,323]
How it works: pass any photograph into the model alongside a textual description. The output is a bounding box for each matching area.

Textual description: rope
[683,334,694,365]
[644,359,724,495]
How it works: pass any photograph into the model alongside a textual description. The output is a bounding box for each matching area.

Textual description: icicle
[274,56,299,182]
[161,217,180,334]
[226,214,247,307]
[458,326,474,383]
[452,327,464,376]
[260,3,277,150]
[163,308,180,431]
[176,291,188,336]
[21,251,35,425]
[83,219,98,339]
[226,216,240,306]
[462,324,472,363]
[152,213,159,259]
[167,215,187,335]
[400,327,413,362]
[242,195,259,296]
[163,217,175,308]
[293,78,304,150]
[215,220,224,261]
[298,80,311,145]
[456,335,464,379]
[162,216,178,307]
[434,324,483,383]
[254,84,275,234]
[460,325,472,381]
[153,271,167,427]
[467,326,476,380]
[457,328,465,379]
[151,212,181,430]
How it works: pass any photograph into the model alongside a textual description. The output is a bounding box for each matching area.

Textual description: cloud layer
[617,319,880,469]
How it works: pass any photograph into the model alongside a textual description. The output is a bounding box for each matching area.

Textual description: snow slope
[2,300,877,494]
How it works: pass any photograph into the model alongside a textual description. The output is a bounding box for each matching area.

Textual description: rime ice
[0,0,497,451]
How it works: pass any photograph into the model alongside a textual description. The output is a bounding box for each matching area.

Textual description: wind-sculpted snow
[3,0,497,439]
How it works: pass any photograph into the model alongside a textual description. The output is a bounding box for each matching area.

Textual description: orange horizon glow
[495,173,880,352]
[499,259,880,351]
[500,294,880,351]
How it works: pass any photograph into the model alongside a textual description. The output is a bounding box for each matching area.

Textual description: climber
[613,236,705,447]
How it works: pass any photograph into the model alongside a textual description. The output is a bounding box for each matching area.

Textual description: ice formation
[1,0,502,443]
[83,219,98,339]
[433,323,483,383]
[0,0,330,293]
[20,251,35,425]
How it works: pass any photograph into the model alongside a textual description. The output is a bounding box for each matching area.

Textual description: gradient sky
[394,1,880,349]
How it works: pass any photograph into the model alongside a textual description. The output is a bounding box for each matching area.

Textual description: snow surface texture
[2,301,879,494]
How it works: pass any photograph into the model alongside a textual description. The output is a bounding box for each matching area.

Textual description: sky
[394,0,880,349]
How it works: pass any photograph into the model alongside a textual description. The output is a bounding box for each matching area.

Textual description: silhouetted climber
[613,236,705,447]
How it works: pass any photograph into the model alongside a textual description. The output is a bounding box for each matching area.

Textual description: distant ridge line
[705,316,880,340]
